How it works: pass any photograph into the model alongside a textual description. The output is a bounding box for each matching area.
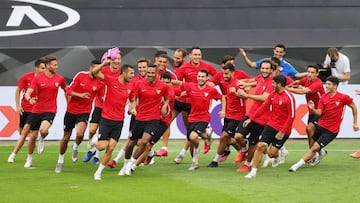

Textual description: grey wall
[0,0,360,47]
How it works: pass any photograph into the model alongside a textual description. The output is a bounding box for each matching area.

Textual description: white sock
[192,147,199,162]
[11,152,16,156]
[94,150,100,158]
[123,159,129,167]
[148,149,155,157]
[73,143,78,150]
[161,146,168,151]
[58,154,65,164]
[179,148,186,157]
[293,159,306,169]
[27,154,33,161]
[213,154,221,162]
[264,154,271,160]
[89,147,96,153]
[245,161,252,166]
[250,167,257,174]
[114,149,125,163]
[96,164,105,173]
[130,157,136,164]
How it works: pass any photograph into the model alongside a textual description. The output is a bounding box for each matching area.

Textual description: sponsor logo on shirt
[80,83,86,86]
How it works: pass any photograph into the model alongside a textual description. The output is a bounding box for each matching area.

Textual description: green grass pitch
[1,139,360,203]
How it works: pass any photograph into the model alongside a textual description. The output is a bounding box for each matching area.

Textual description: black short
[128,114,136,132]
[63,112,90,132]
[150,121,168,145]
[130,120,160,141]
[173,100,191,114]
[29,112,55,131]
[236,116,265,145]
[19,111,32,128]
[187,122,208,140]
[308,114,320,125]
[259,126,289,149]
[312,126,337,148]
[99,118,124,142]
[222,118,240,137]
[89,107,102,124]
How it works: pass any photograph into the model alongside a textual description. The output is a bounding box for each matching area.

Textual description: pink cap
[101,47,121,62]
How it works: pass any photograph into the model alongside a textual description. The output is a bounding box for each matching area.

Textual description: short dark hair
[148,64,158,70]
[307,65,319,72]
[160,72,172,81]
[154,50,167,58]
[274,44,286,51]
[222,63,235,72]
[137,58,150,65]
[273,74,287,87]
[44,55,57,64]
[198,69,208,76]
[158,54,169,61]
[121,64,134,73]
[34,58,46,67]
[260,59,276,71]
[270,57,281,67]
[175,48,187,57]
[191,46,201,53]
[326,76,339,86]
[221,55,235,65]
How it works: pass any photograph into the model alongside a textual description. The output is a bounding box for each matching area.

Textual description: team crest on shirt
[55,82,59,87]
[335,101,340,106]
[204,92,209,97]
[92,86,97,91]
[279,100,282,105]
[156,90,161,94]
[127,89,131,94]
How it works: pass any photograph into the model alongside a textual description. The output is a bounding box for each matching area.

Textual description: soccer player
[244,75,296,178]
[287,65,325,154]
[83,48,122,164]
[289,76,359,171]
[180,70,224,170]
[8,59,46,163]
[134,72,176,168]
[207,63,248,168]
[107,58,150,168]
[91,59,135,180]
[207,55,251,162]
[54,60,103,173]
[232,60,276,172]
[173,48,187,70]
[173,46,218,162]
[23,55,67,168]
[120,64,169,176]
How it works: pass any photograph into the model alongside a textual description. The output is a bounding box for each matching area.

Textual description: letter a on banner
[6,6,51,27]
